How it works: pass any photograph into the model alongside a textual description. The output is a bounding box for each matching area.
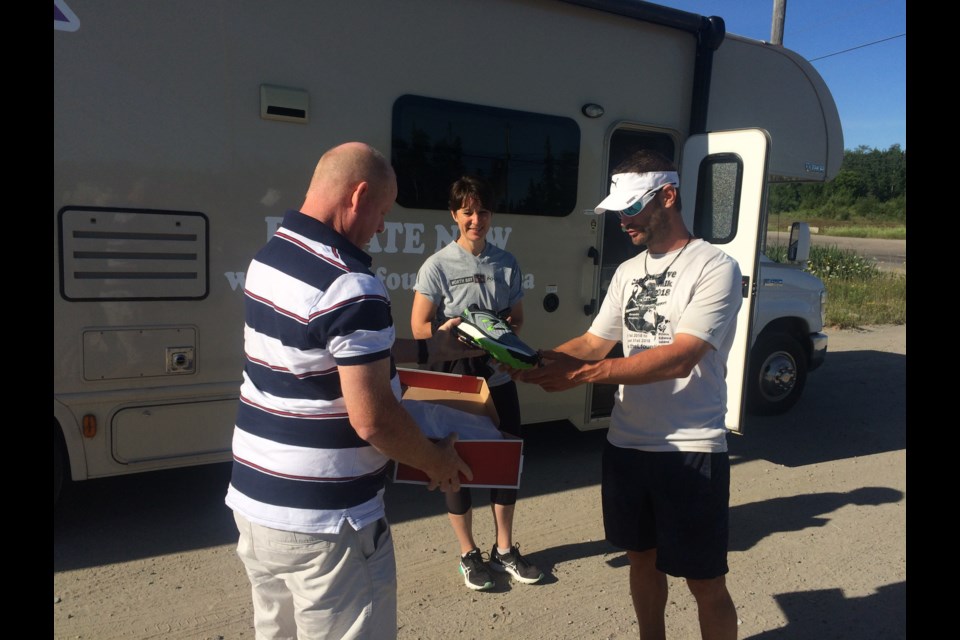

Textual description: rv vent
[260,84,309,123]
[58,207,208,301]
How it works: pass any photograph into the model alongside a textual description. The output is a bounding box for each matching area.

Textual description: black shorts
[601,441,730,579]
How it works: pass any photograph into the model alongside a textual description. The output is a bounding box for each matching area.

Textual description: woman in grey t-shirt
[411,175,543,591]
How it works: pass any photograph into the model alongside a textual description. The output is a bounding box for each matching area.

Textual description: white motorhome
[54,0,840,503]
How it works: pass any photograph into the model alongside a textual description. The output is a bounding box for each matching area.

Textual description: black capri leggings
[445,381,522,515]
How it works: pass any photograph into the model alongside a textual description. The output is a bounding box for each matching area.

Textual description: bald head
[304,143,395,212]
[300,142,398,247]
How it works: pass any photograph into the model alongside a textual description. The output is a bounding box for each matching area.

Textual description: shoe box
[393,367,523,489]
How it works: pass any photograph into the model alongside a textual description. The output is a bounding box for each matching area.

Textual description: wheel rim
[758,350,797,402]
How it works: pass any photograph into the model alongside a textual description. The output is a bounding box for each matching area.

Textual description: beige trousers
[233,512,397,640]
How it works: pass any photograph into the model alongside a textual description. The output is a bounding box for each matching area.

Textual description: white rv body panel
[708,34,844,182]
[54,0,837,489]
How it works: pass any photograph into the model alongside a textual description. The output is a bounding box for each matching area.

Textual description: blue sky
[655,0,906,152]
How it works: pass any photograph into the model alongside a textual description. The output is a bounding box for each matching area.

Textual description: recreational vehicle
[54,0,839,503]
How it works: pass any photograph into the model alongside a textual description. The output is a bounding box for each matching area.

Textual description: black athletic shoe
[459,548,495,591]
[489,544,543,584]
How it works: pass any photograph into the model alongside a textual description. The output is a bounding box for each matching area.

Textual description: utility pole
[771,0,787,45]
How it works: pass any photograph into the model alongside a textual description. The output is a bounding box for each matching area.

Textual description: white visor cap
[592,171,680,214]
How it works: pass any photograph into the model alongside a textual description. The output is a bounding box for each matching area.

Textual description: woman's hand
[429,318,485,362]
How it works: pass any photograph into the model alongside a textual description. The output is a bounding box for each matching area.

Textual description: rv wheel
[747,332,808,416]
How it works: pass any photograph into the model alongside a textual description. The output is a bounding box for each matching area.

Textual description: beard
[623,205,670,247]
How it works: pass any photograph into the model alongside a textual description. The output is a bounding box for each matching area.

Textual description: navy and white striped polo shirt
[225,209,401,533]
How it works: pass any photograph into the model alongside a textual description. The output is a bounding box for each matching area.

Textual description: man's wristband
[417,339,429,365]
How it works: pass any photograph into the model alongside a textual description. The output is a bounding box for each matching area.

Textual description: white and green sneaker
[456,305,540,370]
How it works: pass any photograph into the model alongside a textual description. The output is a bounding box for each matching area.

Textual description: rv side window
[692,153,742,244]
[391,94,580,216]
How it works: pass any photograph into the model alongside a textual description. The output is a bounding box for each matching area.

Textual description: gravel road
[53,324,906,640]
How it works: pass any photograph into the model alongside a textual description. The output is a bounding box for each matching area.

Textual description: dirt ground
[53,324,906,640]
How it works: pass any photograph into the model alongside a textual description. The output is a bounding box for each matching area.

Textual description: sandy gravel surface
[53,324,906,639]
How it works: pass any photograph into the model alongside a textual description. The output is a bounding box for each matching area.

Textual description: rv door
[680,128,769,434]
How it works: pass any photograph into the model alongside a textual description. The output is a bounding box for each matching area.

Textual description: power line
[809,33,905,61]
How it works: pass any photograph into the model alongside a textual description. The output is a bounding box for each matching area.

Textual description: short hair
[448,175,495,212]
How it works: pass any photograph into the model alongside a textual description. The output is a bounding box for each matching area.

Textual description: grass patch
[824,274,906,328]
[767,244,906,329]
[816,225,906,240]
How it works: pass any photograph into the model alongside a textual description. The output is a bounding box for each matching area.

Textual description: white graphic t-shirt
[589,239,742,452]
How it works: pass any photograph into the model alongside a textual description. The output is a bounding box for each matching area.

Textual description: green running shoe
[456,305,540,370]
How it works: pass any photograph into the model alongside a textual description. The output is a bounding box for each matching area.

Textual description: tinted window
[391,95,580,216]
[693,153,742,244]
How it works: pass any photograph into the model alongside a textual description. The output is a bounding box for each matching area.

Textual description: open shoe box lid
[397,368,499,426]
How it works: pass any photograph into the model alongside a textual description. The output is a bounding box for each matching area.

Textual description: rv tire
[747,332,808,416]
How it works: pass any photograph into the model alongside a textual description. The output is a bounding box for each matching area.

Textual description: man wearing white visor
[517,149,742,639]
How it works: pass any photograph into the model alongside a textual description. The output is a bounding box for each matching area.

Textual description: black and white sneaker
[459,548,495,591]
[489,544,543,584]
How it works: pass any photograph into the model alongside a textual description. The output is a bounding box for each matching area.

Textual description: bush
[806,245,879,280]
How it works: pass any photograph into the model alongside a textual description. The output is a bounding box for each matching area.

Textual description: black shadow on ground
[729,486,903,552]
[744,581,906,640]
[730,349,905,468]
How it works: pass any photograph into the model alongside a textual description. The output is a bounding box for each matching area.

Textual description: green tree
[768,145,905,221]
